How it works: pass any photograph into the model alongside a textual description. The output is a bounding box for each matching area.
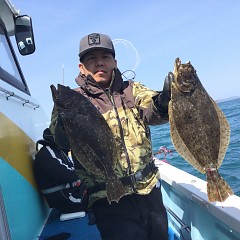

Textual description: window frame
[0,21,30,95]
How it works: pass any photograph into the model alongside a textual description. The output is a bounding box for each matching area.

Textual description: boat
[0,0,240,239]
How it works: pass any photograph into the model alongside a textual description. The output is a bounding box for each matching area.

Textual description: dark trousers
[92,185,168,240]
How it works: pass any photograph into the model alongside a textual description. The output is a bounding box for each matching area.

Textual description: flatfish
[168,58,233,202]
[51,84,126,203]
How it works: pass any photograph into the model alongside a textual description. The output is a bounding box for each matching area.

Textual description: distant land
[216,96,240,103]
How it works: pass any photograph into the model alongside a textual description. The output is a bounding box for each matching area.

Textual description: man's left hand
[154,73,173,116]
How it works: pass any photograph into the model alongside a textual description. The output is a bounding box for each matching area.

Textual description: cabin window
[0,25,30,94]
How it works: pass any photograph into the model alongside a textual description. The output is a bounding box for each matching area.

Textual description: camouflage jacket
[50,68,169,206]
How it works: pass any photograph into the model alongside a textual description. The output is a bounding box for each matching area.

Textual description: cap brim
[79,47,115,61]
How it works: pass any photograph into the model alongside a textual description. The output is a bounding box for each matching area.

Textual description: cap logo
[88,33,100,46]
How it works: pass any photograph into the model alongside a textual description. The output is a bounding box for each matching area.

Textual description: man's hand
[154,73,173,117]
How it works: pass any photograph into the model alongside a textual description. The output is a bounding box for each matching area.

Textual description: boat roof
[0,0,19,36]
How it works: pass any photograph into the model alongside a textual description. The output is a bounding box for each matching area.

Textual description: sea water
[151,98,240,196]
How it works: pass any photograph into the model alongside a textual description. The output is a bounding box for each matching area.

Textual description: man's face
[79,49,117,88]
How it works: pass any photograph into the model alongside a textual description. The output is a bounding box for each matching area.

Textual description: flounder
[51,84,126,203]
[169,58,233,202]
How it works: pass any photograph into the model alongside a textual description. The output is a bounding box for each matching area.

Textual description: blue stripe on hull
[0,158,49,240]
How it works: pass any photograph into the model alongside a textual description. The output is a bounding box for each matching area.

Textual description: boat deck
[40,209,179,240]
[39,209,101,240]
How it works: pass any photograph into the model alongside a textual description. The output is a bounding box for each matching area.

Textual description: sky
[11,0,240,118]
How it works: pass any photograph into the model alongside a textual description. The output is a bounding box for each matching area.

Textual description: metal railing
[0,86,39,110]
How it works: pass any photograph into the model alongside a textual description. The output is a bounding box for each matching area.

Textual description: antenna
[62,63,64,85]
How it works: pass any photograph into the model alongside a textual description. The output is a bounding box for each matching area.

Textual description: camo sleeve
[132,81,169,125]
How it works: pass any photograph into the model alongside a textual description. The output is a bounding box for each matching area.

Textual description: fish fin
[206,169,233,202]
[106,179,126,204]
[210,97,231,167]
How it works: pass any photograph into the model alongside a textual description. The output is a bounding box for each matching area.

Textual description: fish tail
[206,168,233,202]
[106,179,126,204]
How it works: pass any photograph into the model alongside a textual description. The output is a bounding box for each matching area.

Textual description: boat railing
[0,86,39,109]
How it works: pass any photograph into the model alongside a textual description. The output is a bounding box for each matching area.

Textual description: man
[50,33,171,239]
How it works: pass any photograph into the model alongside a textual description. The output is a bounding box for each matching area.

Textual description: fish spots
[169,58,233,202]
[51,84,126,203]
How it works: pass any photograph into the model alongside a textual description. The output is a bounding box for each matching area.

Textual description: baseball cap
[79,33,115,62]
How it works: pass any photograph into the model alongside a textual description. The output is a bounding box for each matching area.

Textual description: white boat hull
[156,159,240,240]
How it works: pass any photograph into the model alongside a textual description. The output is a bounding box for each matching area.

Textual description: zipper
[109,92,137,192]
[109,92,133,176]
[107,70,133,175]
[87,72,135,189]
